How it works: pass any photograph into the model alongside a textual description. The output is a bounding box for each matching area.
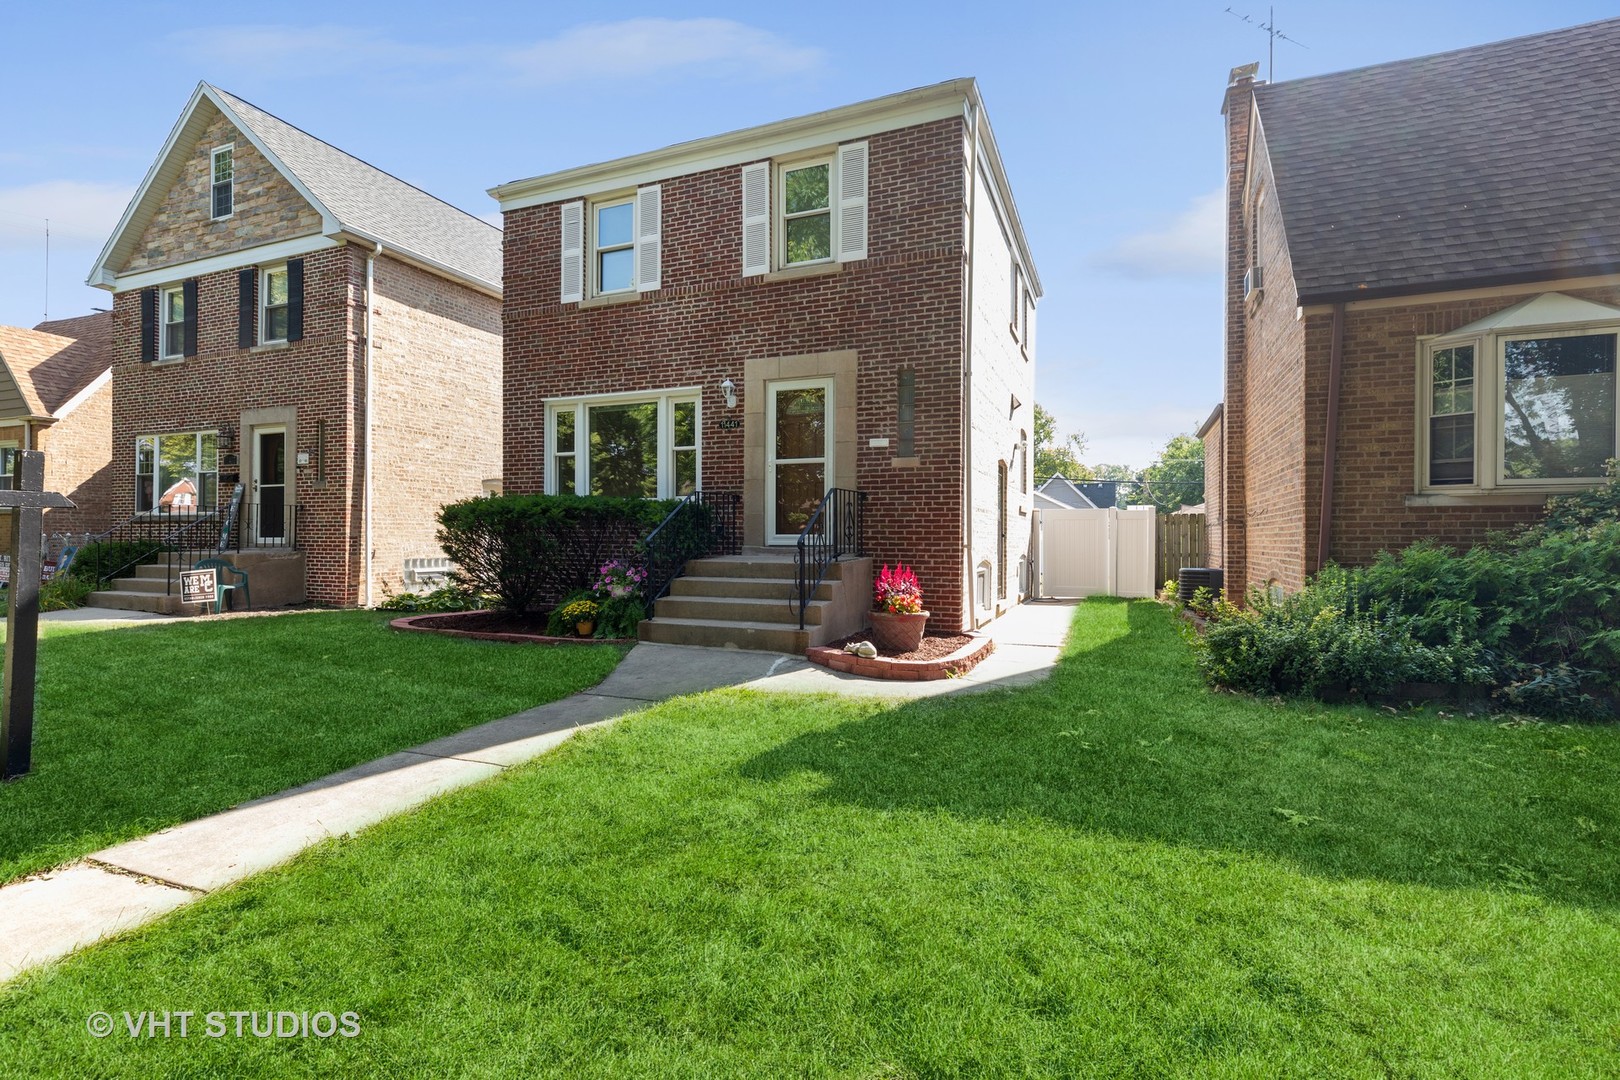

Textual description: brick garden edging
[805,633,994,681]
[389,611,635,646]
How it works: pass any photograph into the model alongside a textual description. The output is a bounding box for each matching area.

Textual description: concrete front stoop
[87,551,309,615]
[638,553,873,653]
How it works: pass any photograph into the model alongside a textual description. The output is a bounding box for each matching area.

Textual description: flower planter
[575,621,595,638]
[869,610,929,654]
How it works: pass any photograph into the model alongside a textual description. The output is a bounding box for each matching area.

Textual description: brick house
[0,312,114,545]
[492,79,1040,645]
[86,83,502,609]
[1206,19,1620,600]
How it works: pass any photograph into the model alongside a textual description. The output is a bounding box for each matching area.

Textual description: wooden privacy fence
[1156,513,1206,590]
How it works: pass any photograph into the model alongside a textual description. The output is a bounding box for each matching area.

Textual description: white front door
[765,378,833,545]
[252,426,287,545]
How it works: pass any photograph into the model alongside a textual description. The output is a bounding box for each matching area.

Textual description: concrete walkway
[0,601,1076,984]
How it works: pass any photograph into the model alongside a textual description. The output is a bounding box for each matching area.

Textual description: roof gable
[90,84,501,294]
[1439,292,1620,338]
[1254,17,1620,303]
[0,313,113,419]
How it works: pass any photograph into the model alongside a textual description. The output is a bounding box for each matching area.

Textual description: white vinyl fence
[1030,506,1158,599]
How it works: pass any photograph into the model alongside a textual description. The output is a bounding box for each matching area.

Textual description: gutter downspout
[364,243,381,608]
[1315,303,1345,573]
[962,97,980,629]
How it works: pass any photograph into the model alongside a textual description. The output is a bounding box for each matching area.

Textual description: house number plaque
[716,419,743,430]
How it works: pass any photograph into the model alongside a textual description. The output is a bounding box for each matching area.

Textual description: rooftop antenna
[43,219,49,323]
[1224,6,1308,80]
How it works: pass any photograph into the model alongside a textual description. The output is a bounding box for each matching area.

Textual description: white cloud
[168,20,824,87]
[504,19,824,84]
[1093,189,1224,279]
[168,25,467,78]
[0,180,134,251]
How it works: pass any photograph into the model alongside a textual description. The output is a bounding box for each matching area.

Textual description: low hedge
[1189,466,1620,719]
[437,494,678,614]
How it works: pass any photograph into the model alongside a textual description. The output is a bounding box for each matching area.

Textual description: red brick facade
[1210,74,1599,599]
[110,245,500,606]
[503,116,990,630]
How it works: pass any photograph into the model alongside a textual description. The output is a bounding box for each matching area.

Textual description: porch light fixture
[217,425,235,449]
[719,378,737,409]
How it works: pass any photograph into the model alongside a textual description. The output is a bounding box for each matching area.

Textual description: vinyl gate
[1031,507,1157,599]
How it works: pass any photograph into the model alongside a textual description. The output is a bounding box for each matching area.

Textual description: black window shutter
[238,268,257,349]
[139,288,157,363]
[182,279,199,358]
[287,258,305,342]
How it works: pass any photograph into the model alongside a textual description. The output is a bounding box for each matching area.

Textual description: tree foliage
[1033,404,1092,482]
[1135,434,1205,513]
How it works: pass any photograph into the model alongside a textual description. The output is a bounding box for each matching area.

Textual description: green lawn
[0,611,626,883]
[3,600,1617,1076]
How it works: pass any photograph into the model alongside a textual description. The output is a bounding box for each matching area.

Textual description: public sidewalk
[0,600,1076,984]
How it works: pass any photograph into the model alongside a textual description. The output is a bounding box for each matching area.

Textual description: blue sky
[2,1,1614,467]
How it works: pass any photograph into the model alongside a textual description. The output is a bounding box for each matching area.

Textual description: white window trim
[1415,318,1620,495]
[545,388,702,499]
[777,154,836,270]
[590,193,636,297]
[134,431,219,516]
[160,285,186,360]
[210,144,235,221]
[260,265,289,345]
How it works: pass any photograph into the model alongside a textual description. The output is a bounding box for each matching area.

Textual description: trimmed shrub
[1196,465,1620,718]
[437,495,677,614]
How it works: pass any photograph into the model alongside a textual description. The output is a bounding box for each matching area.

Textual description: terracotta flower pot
[575,621,595,638]
[869,609,928,654]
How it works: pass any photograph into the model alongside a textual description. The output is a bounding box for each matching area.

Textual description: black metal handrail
[84,485,306,593]
[641,491,742,617]
[793,488,866,630]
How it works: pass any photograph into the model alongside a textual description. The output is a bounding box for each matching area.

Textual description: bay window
[546,392,699,499]
[1418,293,1620,494]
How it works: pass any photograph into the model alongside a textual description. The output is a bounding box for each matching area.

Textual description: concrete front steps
[86,551,309,615]
[639,553,873,653]
[87,564,200,615]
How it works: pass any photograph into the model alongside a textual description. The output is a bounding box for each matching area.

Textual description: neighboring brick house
[0,312,114,544]
[493,79,1040,639]
[1207,19,1620,600]
[86,83,502,608]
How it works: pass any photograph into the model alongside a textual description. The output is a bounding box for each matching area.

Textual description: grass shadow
[741,598,1620,910]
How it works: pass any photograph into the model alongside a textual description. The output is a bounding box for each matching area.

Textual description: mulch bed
[823,631,976,662]
[389,610,635,645]
[807,630,994,681]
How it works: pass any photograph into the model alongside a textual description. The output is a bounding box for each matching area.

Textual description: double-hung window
[546,392,699,498]
[135,432,218,514]
[741,141,868,277]
[161,286,186,359]
[211,145,234,219]
[261,266,290,343]
[593,198,635,295]
[780,158,833,266]
[1417,293,1620,493]
[559,187,661,303]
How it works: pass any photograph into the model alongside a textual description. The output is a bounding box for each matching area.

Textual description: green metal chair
[192,558,250,613]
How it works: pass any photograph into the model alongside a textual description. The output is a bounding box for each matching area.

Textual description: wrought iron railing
[640,491,742,617]
[82,486,303,594]
[793,488,866,630]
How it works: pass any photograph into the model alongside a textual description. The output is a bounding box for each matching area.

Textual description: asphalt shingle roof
[1254,17,1620,303]
[211,87,502,290]
[0,312,112,417]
